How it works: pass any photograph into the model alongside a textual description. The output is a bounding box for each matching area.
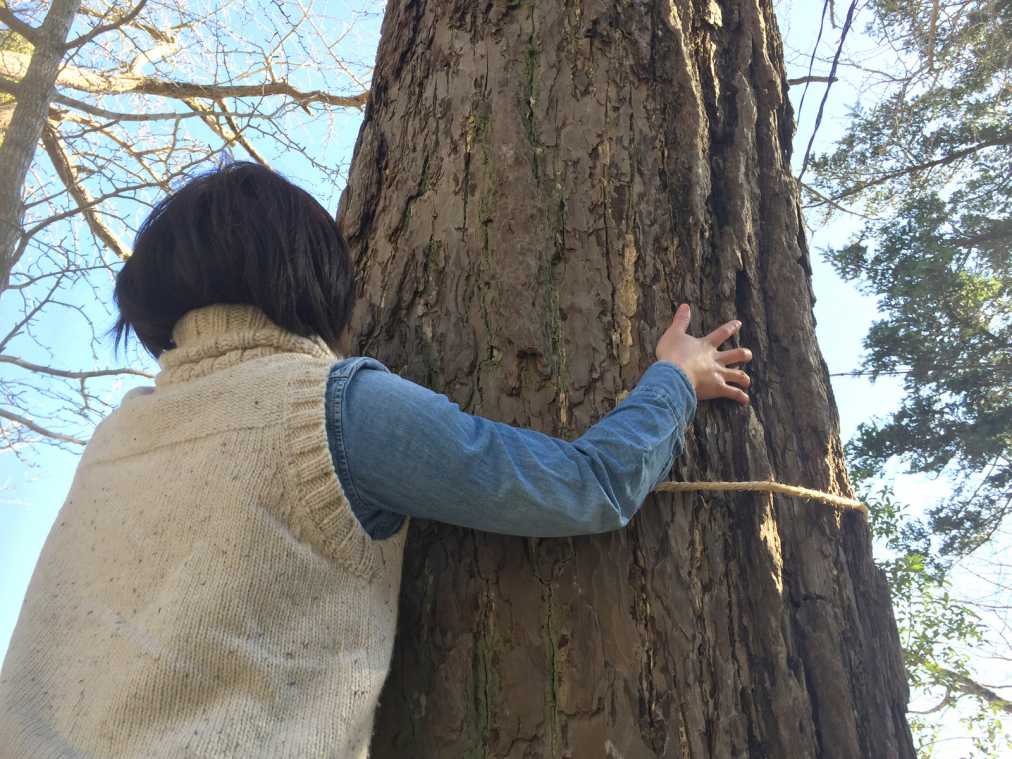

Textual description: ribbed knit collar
[155,303,341,386]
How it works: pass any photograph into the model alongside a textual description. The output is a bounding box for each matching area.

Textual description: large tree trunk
[0,0,81,290]
[336,1,915,757]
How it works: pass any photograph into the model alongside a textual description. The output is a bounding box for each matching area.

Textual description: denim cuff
[325,357,406,540]
[635,361,698,428]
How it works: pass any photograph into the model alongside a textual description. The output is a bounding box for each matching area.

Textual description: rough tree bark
[336,1,915,757]
[0,0,81,290]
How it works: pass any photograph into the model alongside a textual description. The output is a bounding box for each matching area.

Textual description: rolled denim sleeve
[571,361,696,513]
[325,357,696,539]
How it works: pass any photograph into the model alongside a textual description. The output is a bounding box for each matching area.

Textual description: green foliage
[841,191,1011,559]
[804,1,1011,749]
[862,479,1011,757]
[864,480,983,678]
[808,0,1011,561]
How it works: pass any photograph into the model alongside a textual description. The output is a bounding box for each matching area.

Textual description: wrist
[649,360,699,411]
[655,358,698,392]
[634,362,698,430]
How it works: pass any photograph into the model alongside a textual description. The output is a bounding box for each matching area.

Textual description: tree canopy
[0,0,377,454]
[802,0,1010,752]
[807,0,1010,562]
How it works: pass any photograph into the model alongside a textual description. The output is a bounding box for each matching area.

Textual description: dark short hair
[113,161,354,357]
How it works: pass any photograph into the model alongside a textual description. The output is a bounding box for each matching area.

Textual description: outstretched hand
[654,303,752,405]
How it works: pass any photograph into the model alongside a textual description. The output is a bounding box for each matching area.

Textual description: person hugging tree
[0,162,752,758]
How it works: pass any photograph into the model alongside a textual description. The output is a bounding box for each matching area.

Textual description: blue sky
[0,2,1003,755]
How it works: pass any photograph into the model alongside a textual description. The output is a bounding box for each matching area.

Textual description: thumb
[672,303,691,334]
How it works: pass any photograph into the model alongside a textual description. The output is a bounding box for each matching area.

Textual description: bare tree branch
[926,0,940,71]
[0,407,86,445]
[0,49,368,109]
[908,686,954,715]
[215,98,271,166]
[119,78,368,110]
[45,93,260,123]
[1,0,378,453]
[797,0,859,181]
[813,135,1012,205]
[0,2,39,44]
[0,272,64,352]
[930,665,1012,715]
[124,39,179,78]
[183,97,271,166]
[19,177,167,244]
[800,181,876,219]
[62,0,148,50]
[788,75,839,86]
[41,120,131,260]
[0,0,82,291]
[0,353,151,379]
[77,2,173,42]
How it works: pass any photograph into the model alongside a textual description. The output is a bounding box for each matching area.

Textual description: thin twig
[926,0,940,71]
[41,122,132,260]
[0,408,86,445]
[823,135,1012,204]
[0,354,152,379]
[798,0,859,181]
[788,75,839,86]
[62,0,149,50]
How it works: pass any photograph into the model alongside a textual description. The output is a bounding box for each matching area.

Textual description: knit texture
[0,304,409,758]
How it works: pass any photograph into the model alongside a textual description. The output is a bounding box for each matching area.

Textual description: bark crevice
[337,1,915,756]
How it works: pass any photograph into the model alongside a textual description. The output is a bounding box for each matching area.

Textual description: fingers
[671,303,691,335]
[716,347,753,366]
[705,319,742,347]
[719,379,750,405]
[721,367,751,389]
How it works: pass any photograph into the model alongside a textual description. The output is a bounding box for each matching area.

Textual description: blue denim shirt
[324,358,697,539]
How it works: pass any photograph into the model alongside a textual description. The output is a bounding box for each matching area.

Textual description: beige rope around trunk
[653,480,868,514]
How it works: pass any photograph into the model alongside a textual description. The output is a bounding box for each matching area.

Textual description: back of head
[113,161,355,357]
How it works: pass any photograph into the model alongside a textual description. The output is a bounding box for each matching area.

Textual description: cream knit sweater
[0,304,409,758]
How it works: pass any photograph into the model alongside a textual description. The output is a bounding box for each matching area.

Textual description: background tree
[0,0,377,454]
[337,1,914,756]
[804,0,1010,561]
[795,0,1010,752]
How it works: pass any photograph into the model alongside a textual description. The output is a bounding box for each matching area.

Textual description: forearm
[334,358,697,538]
[570,361,697,527]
